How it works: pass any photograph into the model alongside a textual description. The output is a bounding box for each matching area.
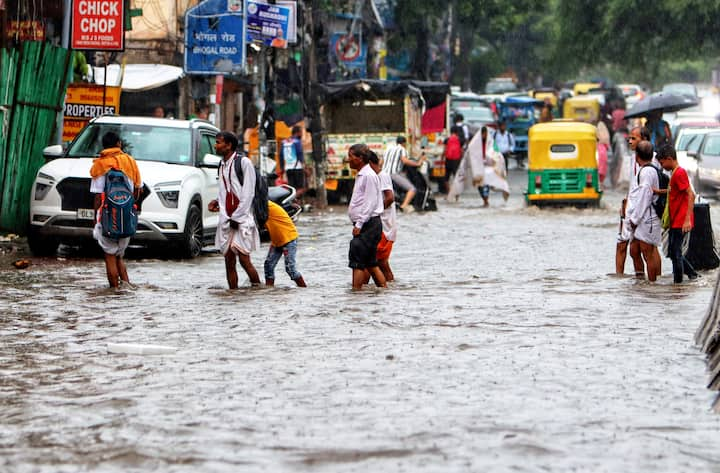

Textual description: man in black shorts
[279,126,306,198]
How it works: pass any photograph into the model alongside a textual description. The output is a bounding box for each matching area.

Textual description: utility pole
[304,0,326,208]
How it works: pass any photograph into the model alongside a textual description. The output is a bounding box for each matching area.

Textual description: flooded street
[2,169,720,472]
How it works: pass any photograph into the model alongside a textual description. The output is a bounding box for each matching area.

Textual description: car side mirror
[200,153,221,167]
[42,144,64,161]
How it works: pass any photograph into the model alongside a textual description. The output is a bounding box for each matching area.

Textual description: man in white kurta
[448,126,509,204]
[209,131,261,288]
[625,140,662,281]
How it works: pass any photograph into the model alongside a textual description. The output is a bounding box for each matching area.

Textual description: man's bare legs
[225,250,261,289]
[378,259,394,282]
[353,267,386,290]
[638,240,661,281]
[628,240,645,277]
[400,190,415,211]
[615,241,628,275]
[104,254,130,288]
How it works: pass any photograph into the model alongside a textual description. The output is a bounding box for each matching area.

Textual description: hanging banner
[71,0,125,50]
[185,0,246,74]
[245,0,291,48]
[62,84,121,142]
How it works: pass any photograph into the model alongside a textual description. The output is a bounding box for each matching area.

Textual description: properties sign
[71,0,124,50]
[62,84,121,142]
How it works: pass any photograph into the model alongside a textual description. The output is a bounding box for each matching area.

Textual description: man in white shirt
[625,140,662,281]
[208,131,261,289]
[493,121,515,171]
[382,136,426,212]
[347,143,387,290]
[616,125,649,276]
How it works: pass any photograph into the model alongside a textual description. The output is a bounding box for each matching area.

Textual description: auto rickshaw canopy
[562,96,601,123]
[528,121,598,170]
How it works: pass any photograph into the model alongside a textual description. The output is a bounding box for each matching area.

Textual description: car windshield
[456,107,494,123]
[67,123,193,165]
[677,131,708,151]
[703,135,720,156]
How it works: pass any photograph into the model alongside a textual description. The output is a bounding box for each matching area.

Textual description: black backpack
[637,164,669,219]
[233,156,269,228]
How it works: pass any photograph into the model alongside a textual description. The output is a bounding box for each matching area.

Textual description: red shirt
[445,134,462,160]
[668,167,693,229]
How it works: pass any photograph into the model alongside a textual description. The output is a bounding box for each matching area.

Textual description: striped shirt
[382,144,407,175]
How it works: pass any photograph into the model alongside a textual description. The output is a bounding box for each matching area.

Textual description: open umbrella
[624,91,698,118]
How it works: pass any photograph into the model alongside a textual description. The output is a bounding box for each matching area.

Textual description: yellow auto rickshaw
[573,82,602,96]
[525,121,602,207]
[562,96,601,123]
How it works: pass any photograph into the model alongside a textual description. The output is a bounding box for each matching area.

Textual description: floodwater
[2,169,720,472]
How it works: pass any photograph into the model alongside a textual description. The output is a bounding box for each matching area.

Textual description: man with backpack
[208,131,261,289]
[279,126,306,200]
[625,140,663,281]
[89,131,142,289]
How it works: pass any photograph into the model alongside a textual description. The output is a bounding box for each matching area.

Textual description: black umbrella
[624,91,698,118]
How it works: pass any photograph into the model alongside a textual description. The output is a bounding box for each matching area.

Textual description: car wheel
[27,226,59,256]
[179,204,203,258]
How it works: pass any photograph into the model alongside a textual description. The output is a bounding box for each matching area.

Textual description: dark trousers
[668,228,698,283]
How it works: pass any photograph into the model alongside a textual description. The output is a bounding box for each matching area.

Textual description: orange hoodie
[89,147,142,188]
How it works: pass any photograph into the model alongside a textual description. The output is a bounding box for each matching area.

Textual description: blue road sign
[185,0,246,75]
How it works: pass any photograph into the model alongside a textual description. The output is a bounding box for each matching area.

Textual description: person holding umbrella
[645,110,672,148]
[624,91,698,146]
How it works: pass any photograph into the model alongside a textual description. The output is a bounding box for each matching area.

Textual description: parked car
[29,116,223,258]
[688,130,720,197]
[674,125,720,180]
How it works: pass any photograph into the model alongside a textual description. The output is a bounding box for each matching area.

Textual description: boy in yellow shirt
[264,201,307,287]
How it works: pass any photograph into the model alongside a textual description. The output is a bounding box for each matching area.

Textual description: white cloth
[93,222,131,256]
[348,164,383,229]
[626,163,662,246]
[215,154,260,255]
[448,133,509,200]
[382,144,406,175]
[378,171,397,241]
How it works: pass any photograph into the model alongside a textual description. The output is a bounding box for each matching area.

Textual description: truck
[316,79,449,203]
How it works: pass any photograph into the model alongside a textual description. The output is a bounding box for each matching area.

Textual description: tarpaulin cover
[92,64,184,92]
[422,103,446,134]
[315,79,424,102]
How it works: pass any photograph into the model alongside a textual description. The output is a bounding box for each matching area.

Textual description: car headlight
[34,172,55,200]
[154,181,182,208]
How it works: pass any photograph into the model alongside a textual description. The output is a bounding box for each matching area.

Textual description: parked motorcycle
[260,182,302,242]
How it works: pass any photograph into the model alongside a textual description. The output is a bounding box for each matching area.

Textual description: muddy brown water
[2,170,720,472]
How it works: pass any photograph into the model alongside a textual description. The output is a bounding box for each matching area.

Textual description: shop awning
[91,64,184,92]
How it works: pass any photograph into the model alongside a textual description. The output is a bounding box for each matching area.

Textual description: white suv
[29,116,222,258]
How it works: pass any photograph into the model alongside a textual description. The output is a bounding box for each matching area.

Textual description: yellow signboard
[62,84,121,142]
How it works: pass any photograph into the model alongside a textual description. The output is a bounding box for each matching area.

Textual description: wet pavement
[2,168,720,472]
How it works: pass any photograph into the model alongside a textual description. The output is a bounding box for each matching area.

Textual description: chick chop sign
[71,0,124,50]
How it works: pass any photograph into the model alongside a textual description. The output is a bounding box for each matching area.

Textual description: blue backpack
[100,169,137,239]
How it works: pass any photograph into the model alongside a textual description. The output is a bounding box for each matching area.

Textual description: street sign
[329,33,366,78]
[335,34,360,61]
[245,0,291,48]
[184,0,246,75]
[62,84,121,142]
[71,0,125,50]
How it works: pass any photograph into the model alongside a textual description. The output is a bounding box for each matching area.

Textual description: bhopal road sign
[71,0,124,50]
[184,0,246,74]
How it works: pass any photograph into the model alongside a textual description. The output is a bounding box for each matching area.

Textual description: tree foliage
[388,0,720,90]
